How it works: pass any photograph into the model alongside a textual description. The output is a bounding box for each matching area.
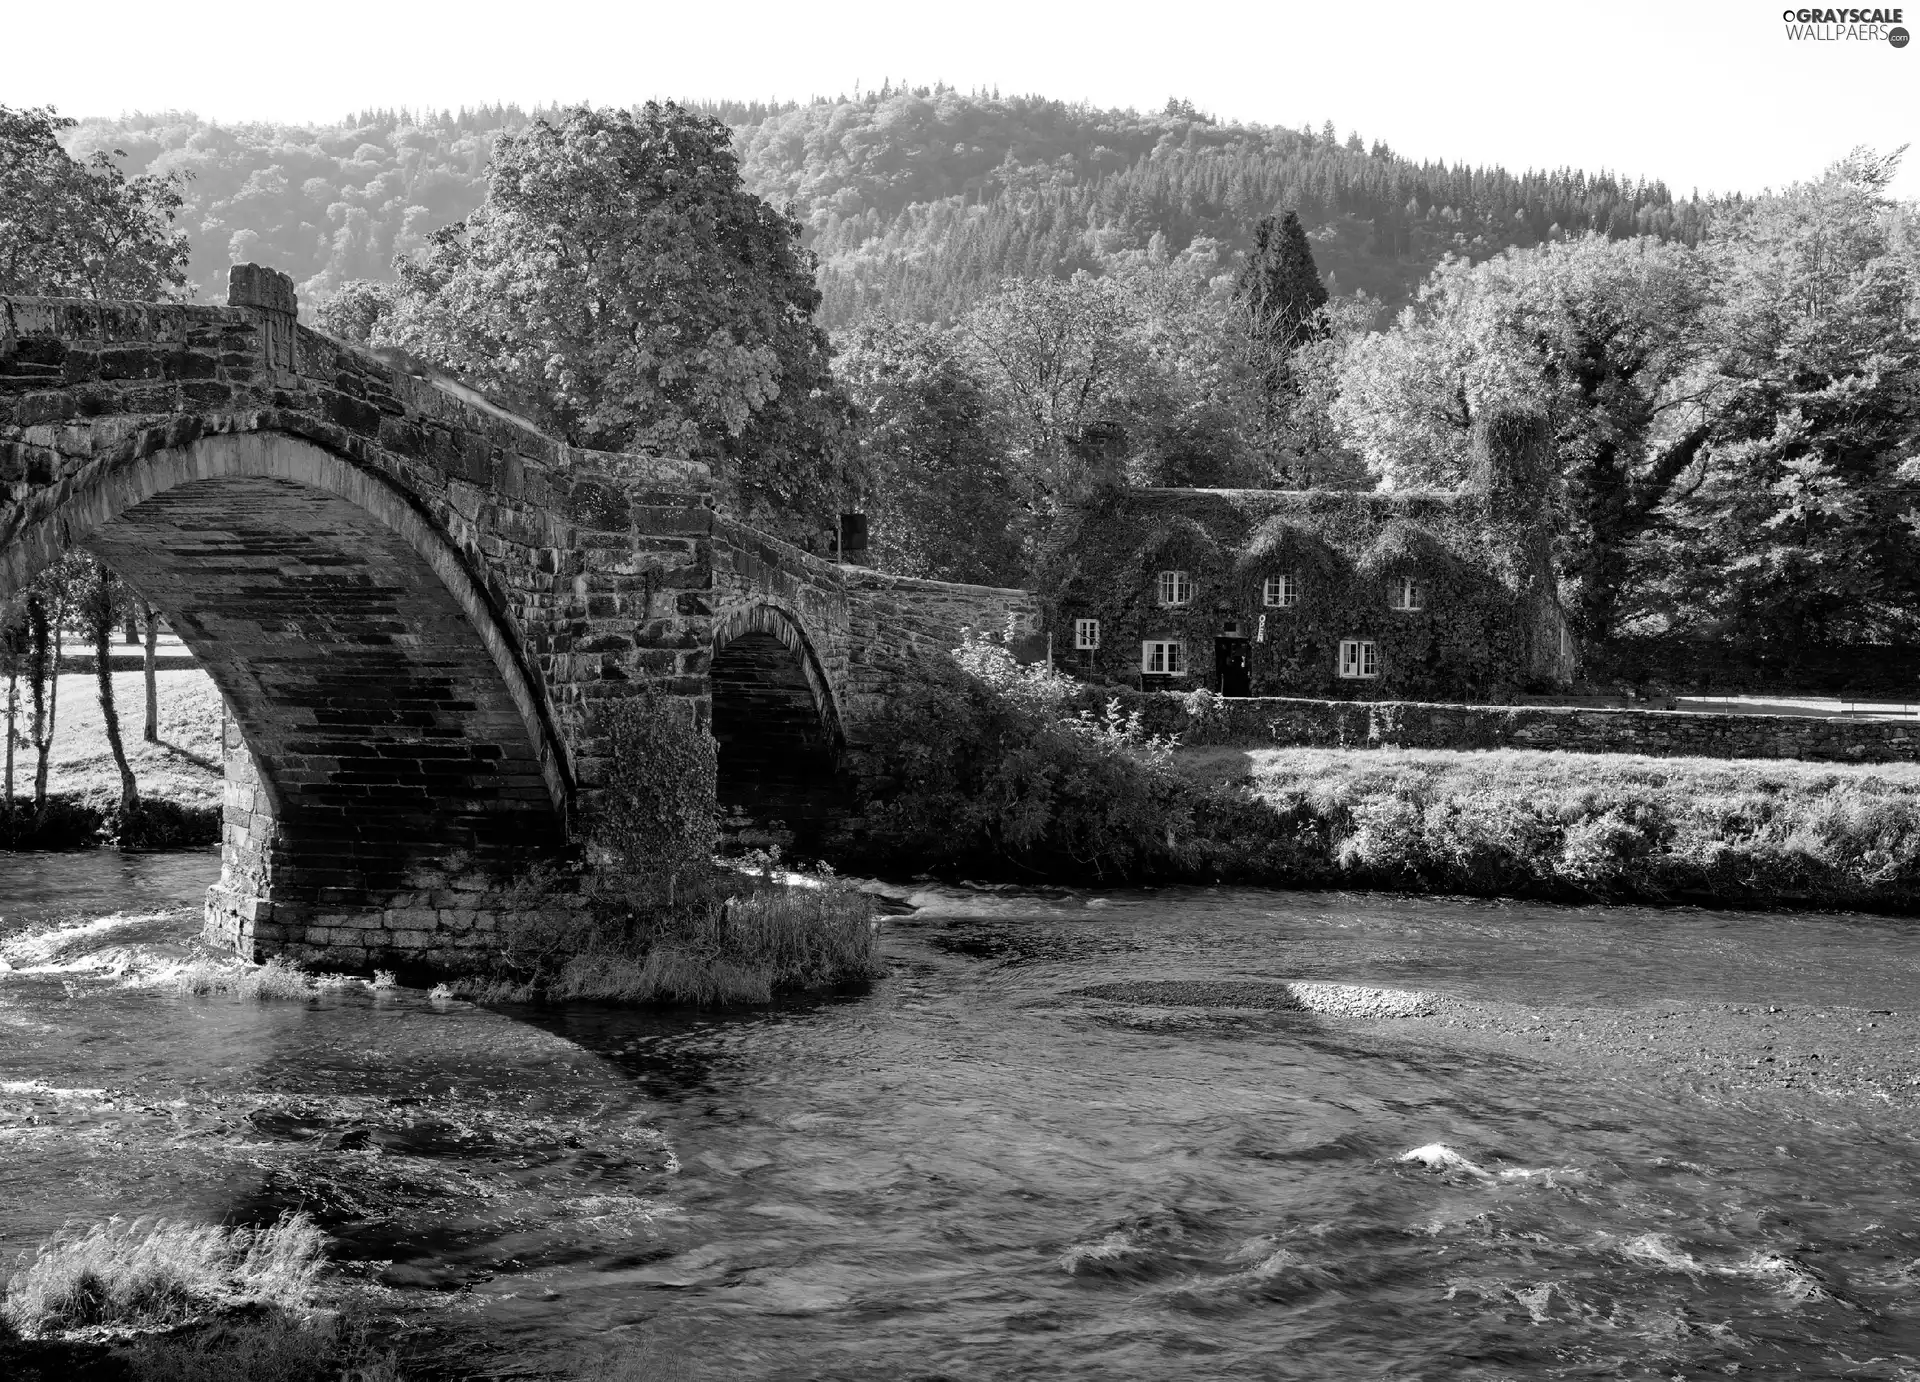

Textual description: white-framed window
[1141,639,1185,675]
[1074,618,1100,650]
[1338,639,1379,679]
[1263,572,1299,608]
[1157,570,1193,606]
[1391,576,1427,612]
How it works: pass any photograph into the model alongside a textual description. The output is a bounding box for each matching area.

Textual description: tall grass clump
[171,956,314,1001]
[493,687,881,1005]
[1,1214,325,1337]
[109,1308,405,1382]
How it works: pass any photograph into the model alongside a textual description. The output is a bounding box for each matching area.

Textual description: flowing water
[4,851,1920,1379]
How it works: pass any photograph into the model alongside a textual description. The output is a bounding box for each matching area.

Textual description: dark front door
[1215,637,1251,697]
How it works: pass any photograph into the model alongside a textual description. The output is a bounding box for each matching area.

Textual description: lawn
[11,669,223,810]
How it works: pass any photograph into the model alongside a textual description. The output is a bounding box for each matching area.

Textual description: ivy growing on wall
[1056,485,1543,702]
[588,685,718,909]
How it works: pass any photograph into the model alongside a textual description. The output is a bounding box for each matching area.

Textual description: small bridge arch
[709,602,846,833]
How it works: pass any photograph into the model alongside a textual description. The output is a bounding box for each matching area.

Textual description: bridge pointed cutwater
[0,267,1038,972]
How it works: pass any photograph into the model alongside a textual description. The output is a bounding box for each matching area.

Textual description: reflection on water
[3,854,1920,1378]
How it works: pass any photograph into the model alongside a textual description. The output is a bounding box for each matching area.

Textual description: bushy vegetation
[0,1214,408,1382]
[842,629,1192,881]
[0,797,219,852]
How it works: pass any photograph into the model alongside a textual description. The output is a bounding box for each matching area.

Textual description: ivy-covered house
[1054,413,1576,701]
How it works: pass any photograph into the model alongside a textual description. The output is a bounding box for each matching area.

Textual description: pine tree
[1233,211,1329,460]
[1236,211,1328,353]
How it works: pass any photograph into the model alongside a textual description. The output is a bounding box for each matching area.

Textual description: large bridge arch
[709,602,846,836]
[1,429,573,969]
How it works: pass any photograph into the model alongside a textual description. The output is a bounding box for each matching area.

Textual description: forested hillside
[63,88,1709,320]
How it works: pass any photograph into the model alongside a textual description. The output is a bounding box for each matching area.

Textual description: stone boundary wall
[1098,690,1920,764]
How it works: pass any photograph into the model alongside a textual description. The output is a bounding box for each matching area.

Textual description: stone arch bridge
[0,267,1036,972]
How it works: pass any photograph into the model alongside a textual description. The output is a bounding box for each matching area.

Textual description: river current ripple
[3,851,1919,1379]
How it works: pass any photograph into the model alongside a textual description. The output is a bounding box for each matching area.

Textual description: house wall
[1057,411,1571,701]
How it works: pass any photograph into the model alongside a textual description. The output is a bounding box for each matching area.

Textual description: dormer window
[1158,570,1193,606]
[1263,573,1299,608]
[1391,576,1427,612]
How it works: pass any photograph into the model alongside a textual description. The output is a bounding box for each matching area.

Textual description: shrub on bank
[0,1227,405,1381]
[842,631,1191,881]
[171,956,316,1001]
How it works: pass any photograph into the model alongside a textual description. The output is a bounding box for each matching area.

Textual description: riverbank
[1174,745,1920,913]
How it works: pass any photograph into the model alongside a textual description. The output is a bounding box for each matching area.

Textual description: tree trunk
[93,606,140,842]
[4,667,15,839]
[141,599,159,743]
[27,593,57,817]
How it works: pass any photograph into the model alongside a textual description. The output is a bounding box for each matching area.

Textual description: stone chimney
[227,263,299,382]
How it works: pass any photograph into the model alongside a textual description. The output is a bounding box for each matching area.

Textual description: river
[3,850,1919,1379]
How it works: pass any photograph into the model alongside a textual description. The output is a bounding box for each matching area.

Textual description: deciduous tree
[1332,235,1714,643]
[836,319,1025,585]
[0,104,190,299]
[374,103,849,533]
[74,558,140,836]
[1654,148,1920,652]
[960,272,1151,515]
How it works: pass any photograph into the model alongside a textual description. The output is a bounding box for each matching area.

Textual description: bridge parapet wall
[710,517,851,692]
[840,570,1041,733]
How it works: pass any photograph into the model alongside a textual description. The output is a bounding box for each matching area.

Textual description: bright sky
[11,0,1917,198]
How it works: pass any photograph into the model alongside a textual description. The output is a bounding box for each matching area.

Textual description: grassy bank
[835,638,1920,912]
[1175,745,1920,912]
[4,669,223,849]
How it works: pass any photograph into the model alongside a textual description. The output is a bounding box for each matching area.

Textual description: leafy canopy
[835,318,1025,585]
[0,104,190,300]
[372,103,849,530]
